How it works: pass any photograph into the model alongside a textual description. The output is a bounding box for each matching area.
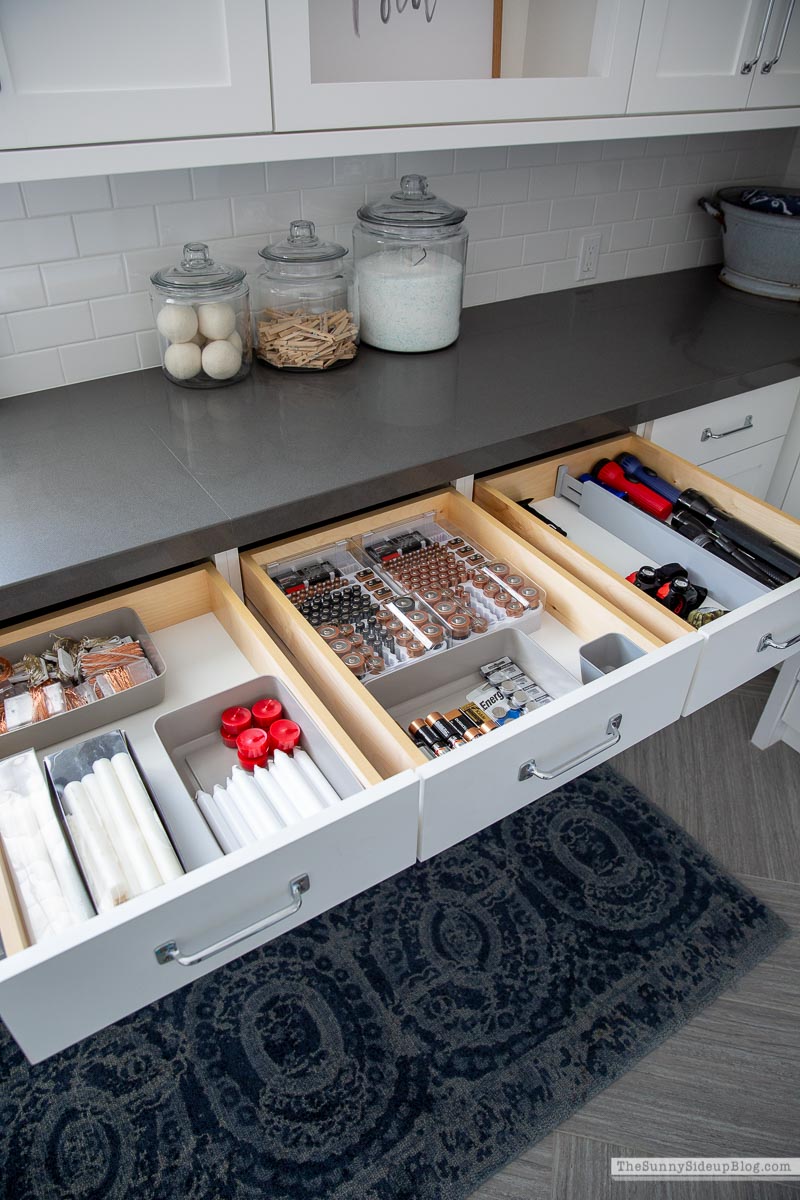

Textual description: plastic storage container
[353,174,468,353]
[150,242,252,388]
[253,221,359,370]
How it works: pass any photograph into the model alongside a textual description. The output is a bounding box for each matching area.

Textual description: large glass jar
[253,221,359,371]
[149,242,252,388]
[353,175,468,353]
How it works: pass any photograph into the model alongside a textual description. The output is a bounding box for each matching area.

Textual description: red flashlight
[592,460,672,521]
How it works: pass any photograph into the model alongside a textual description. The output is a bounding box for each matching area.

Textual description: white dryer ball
[164,341,202,380]
[228,330,243,354]
[197,302,236,340]
[202,339,242,380]
[156,304,198,343]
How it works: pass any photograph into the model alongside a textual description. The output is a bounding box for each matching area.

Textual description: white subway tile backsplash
[635,187,677,218]
[231,191,300,237]
[91,291,153,338]
[74,207,157,256]
[478,168,529,206]
[0,216,77,268]
[0,266,47,314]
[1,128,795,396]
[501,199,550,237]
[8,301,94,353]
[455,146,507,172]
[523,229,569,264]
[549,196,595,230]
[111,170,193,206]
[191,164,266,198]
[575,161,621,196]
[0,317,13,357]
[0,184,25,221]
[0,348,64,398]
[59,334,140,383]
[496,263,545,301]
[530,163,577,198]
[156,197,232,245]
[23,176,111,216]
[268,158,334,191]
[42,254,126,304]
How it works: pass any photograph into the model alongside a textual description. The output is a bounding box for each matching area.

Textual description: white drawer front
[0,772,419,1063]
[683,578,800,715]
[417,638,702,860]
[649,381,798,466]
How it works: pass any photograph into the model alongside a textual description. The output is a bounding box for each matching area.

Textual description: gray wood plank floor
[469,674,800,1199]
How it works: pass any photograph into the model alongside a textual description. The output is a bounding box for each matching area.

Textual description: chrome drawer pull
[742,0,776,71]
[700,414,753,442]
[762,0,795,71]
[518,714,622,782]
[154,874,310,967]
[757,631,800,653]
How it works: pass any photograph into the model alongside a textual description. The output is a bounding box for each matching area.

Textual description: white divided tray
[154,675,362,805]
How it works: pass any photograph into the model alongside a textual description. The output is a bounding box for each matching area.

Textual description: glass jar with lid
[253,220,359,371]
[149,242,252,388]
[353,175,468,354]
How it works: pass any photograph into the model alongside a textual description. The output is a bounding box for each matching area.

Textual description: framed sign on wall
[307,0,503,83]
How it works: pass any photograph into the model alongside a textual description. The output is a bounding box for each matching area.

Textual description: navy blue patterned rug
[0,765,788,1200]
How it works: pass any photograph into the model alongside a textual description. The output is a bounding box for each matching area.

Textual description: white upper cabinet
[0,0,272,150]
[747,0,800,106]
[267,0,646,131]
[628,0,800,112]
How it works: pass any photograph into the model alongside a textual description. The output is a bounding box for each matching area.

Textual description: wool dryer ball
[156,304,198,343]
[164,341,202,379]
[197,302,236,340]
[228,329,243,354]
[202,339,242,380]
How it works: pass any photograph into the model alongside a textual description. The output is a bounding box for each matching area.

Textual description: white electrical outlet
[577,233,601,281]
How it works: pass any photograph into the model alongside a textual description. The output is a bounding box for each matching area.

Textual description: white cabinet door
[703,439,785,500]
[628,0,772,113]
[747,0,800,106]
[267,0,645,131]
[0,0,272,150]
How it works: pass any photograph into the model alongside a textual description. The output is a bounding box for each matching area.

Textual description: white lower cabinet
[0,566,419,1062]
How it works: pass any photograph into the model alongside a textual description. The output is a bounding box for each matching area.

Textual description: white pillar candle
[253,765,301,827]
[292,749,343,808]
[196,790,240,854]
[110,753,183,882]
[63,780,129,911]
[230,767,284,837]
[271,751,326,820]
[89,760,162,894]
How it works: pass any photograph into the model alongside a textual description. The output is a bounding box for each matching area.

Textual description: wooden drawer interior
[0,564,381,961]
[476,433,800,642]
[242,487,664,782]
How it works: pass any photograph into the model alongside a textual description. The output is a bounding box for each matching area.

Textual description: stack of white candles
[197,748,342,854]
[0,750,94,943]
[62,752,183,912]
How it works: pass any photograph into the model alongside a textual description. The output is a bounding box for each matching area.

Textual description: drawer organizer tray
[155,675,363,807]
[0,608,166,756]
[476,433,800,715]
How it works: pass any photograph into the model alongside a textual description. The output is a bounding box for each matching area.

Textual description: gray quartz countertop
[2,265,798,623]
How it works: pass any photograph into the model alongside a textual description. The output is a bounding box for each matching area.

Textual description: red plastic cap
[251,697,282,730]
[269,719,301,754]
[221,705,252,738]
[236,727,269,770]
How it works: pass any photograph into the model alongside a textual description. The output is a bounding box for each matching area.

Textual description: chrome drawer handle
[762,0,795,71]
[757,631,800,652]
[518,714,622,782]
[700,415,753,442]
[154,874,310,967]
[742,0,777,71]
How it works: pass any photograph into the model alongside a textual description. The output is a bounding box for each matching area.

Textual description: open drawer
[0,564,419,1062]
[242,489,703,861]
[476,434,800,716]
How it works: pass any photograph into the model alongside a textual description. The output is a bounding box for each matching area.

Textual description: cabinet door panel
[0,0,272,149]
[628,0,767,112]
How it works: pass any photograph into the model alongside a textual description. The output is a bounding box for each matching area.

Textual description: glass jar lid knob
[287,220,318,245]
[395,174,429,200]
[180,242,214,271]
